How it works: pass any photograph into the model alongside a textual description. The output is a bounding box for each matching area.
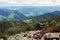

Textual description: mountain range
[23,11,60,23]
[0,6,60,22]
[0,9,27,22]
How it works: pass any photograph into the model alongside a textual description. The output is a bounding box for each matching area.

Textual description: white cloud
[0,15,6,20]
[0,0,60,6]
[24,14,30,17]
[0,0,16,3]
[24,12,34,17]
[29,12,34,16]
[8,12,15,20]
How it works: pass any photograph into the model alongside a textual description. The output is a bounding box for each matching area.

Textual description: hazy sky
[0,0,60,6]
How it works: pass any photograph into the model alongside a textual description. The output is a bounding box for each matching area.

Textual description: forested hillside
[0,16,60,39]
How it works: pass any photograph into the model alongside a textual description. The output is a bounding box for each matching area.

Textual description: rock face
[41,33,60,40]
[7,30,41,40]
[0,38,4,40]
[0,31,60,40]
[0,31,59,40]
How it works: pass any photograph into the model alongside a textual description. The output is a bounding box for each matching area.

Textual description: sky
[0,0,60,6]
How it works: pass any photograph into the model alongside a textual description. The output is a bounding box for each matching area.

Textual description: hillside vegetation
[42,16,60,33]
[0,16,60,39]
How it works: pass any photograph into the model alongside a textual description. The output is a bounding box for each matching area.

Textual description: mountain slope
[33,11,60,22]
[23,11,60,23]
[0,7,60,22]
[0,20,28,33]
[0,9,27,22]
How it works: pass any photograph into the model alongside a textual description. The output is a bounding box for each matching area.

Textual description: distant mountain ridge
[0,9,27,22]
[0,7,60,22]
[23,11,60,23]
[35,11,60,21]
